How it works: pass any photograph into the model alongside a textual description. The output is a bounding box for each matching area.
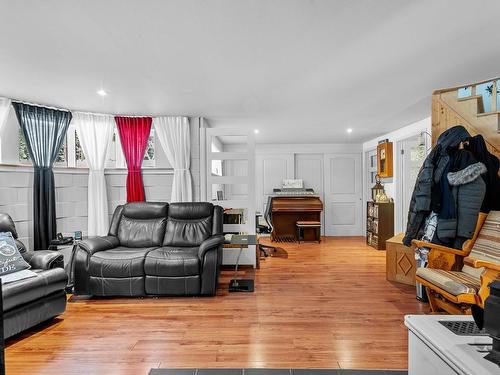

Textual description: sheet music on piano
[273,179,317,196]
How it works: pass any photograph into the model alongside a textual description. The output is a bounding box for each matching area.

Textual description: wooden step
[476,111,500,133]
[476,111,500,117]
[457,95,485,113]
[457,95,482,102]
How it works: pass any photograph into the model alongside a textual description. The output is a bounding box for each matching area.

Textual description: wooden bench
[296,221,321,243]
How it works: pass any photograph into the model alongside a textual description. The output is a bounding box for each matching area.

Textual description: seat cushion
[145,275,200,295]
[89,247,156,278]
[144,247,200,277]
[417,268,480,296]
[89,276,145,296]
[2,268,68,311]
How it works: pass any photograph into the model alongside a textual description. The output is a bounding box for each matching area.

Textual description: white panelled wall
[0,118,201,250]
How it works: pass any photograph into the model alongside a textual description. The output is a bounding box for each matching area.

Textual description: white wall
[362,116,431,234]
[0,117,201,250]
[0,167,89,249]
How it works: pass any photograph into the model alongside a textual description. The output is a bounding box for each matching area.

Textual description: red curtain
[115,116,152,202]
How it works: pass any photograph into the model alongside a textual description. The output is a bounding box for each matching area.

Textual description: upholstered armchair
[0,213,67,338]
[413,211,500,314]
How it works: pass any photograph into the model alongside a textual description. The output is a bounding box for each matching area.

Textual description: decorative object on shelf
[371,174,385,202]
[375,191,391,203]
[366,201,394,250]
[216,190,224,201]
[377,140,393,177]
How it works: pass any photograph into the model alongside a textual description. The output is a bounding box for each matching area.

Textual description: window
[142,128,156,167]
[75,131,85,165]
[56,138,67,165]
[106,130,120,168]
[18,129,67,165]
[16,123,156,169]
[18,130,29,163]
[105,126,156,169]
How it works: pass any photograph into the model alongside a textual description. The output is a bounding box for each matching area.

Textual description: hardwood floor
[5,237,428,374]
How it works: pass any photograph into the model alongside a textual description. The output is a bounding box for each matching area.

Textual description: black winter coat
[402,125,471,246]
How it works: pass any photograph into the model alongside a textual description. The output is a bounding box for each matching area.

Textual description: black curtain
[12,102,72,250]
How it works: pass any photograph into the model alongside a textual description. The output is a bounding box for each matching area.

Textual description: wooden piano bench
[296,221,321,244]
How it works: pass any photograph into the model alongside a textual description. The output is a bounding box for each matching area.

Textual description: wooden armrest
[464,257,500,271]
[411,239,468,256]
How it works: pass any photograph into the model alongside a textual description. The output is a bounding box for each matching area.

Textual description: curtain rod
[4,95,191,119]
[11,99,71,113]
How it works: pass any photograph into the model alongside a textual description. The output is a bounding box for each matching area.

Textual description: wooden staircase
[432,77,500,160]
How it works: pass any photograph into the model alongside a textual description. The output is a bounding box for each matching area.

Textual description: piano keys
[270,196,323,242]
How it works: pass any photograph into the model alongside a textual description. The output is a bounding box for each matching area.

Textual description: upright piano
[270,194,323,242]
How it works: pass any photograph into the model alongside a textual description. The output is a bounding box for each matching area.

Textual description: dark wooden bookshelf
[366,201,394,250]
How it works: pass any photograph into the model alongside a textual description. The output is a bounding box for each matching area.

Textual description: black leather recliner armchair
[73,202,224,297]
[0,213,67,339]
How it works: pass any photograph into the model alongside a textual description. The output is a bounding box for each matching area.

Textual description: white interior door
[295,153,324,234]
[324,153,362,236]
[399,135,427,233]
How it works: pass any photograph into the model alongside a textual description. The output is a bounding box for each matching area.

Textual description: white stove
[405,315,498,375]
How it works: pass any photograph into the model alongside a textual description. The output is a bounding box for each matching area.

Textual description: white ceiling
[1,0,499,143]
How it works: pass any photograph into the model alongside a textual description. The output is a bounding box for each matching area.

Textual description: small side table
[228,234,257,292]
[50,238,90,293]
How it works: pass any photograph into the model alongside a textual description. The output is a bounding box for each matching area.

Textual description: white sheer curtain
[153,116,193,202]
[72,112,114,236]
[0,98,12,163]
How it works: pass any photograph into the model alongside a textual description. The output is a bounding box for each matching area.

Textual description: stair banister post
[491,81,497,112]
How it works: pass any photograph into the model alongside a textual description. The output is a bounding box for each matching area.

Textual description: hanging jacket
[464,134,500,212]
[402,125,471,246]
[432,149,487,248]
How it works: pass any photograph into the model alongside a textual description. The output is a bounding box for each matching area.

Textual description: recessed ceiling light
[254,129,260,134]
[346,128,353,133]
[97,89,108,97]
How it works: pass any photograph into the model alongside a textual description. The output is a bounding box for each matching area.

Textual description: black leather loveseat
[0,213,67,339]
[73,202,224,297]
